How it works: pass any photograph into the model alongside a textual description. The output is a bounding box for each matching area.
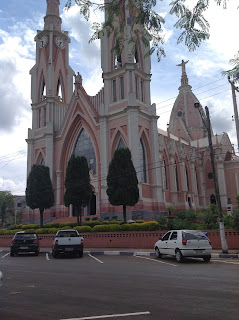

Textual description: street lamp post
[194,102,228,253]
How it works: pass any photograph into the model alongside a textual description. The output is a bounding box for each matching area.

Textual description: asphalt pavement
[1,247,239,258]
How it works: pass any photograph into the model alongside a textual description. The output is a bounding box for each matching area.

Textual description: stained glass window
[73,129,96,174]
[140,139,147,183]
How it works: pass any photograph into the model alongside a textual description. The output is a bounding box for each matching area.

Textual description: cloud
[62,5,102,69]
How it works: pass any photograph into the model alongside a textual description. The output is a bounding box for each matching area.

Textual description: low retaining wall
[0,230,239,249]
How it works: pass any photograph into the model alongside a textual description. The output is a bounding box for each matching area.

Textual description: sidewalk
[1,247,239,258]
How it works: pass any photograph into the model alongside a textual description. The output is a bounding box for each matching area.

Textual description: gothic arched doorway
[210,194,216,205]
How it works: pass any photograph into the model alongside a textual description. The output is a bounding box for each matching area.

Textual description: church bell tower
[27,0,74,178]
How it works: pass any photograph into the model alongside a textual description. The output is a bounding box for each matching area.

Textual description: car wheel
[10,251,14,257]
[78,250,83,258]
[35,251,39,256]
[52,250,58,258]
[203,255,211,262]
[155,247,162,259]
[175,249,184,263]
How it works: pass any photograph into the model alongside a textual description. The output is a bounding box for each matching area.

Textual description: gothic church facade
[24,0,239,222]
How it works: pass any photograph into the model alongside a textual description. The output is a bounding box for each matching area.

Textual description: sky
[0,0,238,196]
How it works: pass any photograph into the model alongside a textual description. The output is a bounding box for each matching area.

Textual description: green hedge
[74,226,92,233]
[92,224,122,232]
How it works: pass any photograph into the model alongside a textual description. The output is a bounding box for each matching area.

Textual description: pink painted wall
[1,230,239,250]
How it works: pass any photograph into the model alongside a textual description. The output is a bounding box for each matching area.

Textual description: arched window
[73,129,96,174]
[40,158,45,166]
[117,137,126,149]
[113,40,122,69]
[139,139,147,183]
[195,166,199,194]
[174,161,179,191]
[56,76,63,101]
[185,166,189,191]
[210,194,216,204]
[40,76,46,101]
[162,158,168,190]
[134,44,140,65]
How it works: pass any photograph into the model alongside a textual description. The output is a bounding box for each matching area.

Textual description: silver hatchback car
[154,230,212,262]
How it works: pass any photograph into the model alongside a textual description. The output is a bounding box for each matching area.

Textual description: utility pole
[194,102,228,253]
[228,77,239,152]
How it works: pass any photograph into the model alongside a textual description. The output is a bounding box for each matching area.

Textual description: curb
[1,249,238,258]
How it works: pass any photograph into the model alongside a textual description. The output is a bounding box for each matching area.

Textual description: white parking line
[60,311,150,319]
[46,253,50,261]
[88,254,104,264]
[212,259,239,265]
[1,252,10,259]
[135,255,178,267]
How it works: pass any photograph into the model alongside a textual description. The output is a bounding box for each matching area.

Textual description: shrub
[46,223,61,228]
[0,229,8,235]
[92,224,121,232]
[232,210,239,230]
[134,220,144,224]
[176,210,198,222]
[156,216,167,230]
[85,218,90,221]
[83,221,102,228]
[48,228,60,234]
[172,220,194,230]
[21,224,39,230]
[92,217,98,221]
[223,213,234,229]
[200,210,218,229]
[35,228,49,234]
[74,226,92,233]
[104,216,109,220]
[141,221,159,231]
[112,216,118,220]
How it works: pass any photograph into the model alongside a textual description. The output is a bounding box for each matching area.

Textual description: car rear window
[182,231,208,240]
[56,231,78,238]
[15,233,37,240]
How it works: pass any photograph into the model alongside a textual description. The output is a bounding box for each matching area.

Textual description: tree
[107,148,139,223]
[65,0,238,82]
[64,155,92,226]
[0,191,14,227]
[25,165,54,227]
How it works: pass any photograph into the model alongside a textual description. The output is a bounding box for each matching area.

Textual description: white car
[154,230,212,262]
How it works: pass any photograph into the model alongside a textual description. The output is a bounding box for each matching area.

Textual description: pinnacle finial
[44,0,61,31]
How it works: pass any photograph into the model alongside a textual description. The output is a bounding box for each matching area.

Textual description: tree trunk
[219,220,228,253]
[77,206,80,226]
[79,205,82,226]
[40,208,44,228]
[123,204,127,223]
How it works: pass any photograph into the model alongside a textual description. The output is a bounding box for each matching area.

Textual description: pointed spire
[44,0,61,31]
[176,60,189,87]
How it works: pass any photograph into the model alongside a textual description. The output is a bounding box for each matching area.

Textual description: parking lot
[0,251,239,320]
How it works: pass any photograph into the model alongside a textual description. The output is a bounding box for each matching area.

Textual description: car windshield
[15,233,37,240]
[182,231,208,240]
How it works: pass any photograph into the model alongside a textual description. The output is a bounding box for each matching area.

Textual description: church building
[23,0,239,223]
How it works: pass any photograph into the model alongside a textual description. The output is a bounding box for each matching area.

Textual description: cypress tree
[107,148,139,223]
[64,155,92,226]
[26,165,54,227]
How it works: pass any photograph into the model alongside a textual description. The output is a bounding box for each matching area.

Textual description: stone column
[169,156,177,205]
[190,161,199,208]
[99,105,109,206]
[55,170,62,205]
[198,160,206,207]
[217,160,227,209]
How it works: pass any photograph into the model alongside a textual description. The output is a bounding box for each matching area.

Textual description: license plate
[65,248,73,251]
[20,247,28,249]
[194,249,203,254]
